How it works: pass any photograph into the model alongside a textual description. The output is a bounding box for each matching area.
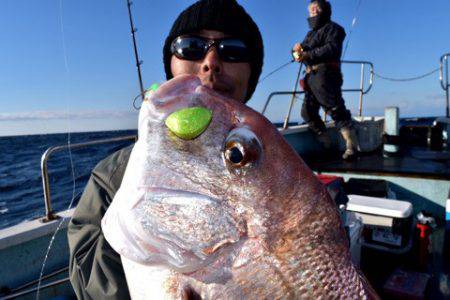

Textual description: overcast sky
[0,0,449,136]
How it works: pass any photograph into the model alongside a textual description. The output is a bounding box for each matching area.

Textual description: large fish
[102,75,377,299]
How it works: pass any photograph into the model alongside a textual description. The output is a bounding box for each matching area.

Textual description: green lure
[150,83,159,92]
[165,107,212,140]
[144,83,160,99]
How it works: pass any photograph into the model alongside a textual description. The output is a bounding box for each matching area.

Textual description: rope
[373,67,440,82]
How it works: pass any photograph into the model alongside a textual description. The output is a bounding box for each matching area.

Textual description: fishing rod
[283,62,304,129]
[342,0,363,59]
[259,59,295,83]
[126,0,145,101]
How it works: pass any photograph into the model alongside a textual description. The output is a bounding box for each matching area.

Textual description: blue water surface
[0,130,136,229]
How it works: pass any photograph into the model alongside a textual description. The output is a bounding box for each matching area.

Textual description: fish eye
[223,127,262,169]
[226,145,244,164]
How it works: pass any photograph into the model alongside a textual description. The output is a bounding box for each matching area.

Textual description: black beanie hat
[163,0,264,102]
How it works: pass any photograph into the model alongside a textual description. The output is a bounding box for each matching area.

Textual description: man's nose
[201,48,223,75]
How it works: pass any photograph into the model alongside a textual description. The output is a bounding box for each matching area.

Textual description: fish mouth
[139,187,222,207]
[134,187,228,217]
[124,187,247,273]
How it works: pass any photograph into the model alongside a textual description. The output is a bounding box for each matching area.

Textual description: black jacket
[68,146,132,300]
[301,21,346,65]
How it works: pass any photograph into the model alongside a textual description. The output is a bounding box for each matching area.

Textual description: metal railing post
[40,135,137,222]
[41,149,58,222]
[359,63,365,117]
[440,54,449,117]
[447,56,449,118]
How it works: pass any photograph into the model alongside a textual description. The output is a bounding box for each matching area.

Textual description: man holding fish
[68,0,376,299]
[68,0,262,298]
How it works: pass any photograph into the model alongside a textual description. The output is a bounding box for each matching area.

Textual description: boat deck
[305,145,450,299]
[306,148,450,180]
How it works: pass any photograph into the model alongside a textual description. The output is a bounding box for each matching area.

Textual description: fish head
[147,74,317,197]
[138,74,324,234]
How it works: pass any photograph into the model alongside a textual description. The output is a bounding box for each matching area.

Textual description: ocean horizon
[0,129,137,229]
[0,127,138,138]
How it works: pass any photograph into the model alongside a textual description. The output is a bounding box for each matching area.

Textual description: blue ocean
[0,130,137,229]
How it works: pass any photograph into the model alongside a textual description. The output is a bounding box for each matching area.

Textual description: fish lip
[140,187,221,204]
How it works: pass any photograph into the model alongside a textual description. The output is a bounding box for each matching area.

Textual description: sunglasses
[171,36,250,63]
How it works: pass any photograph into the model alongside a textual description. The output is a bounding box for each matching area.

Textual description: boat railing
[440,53,449,117]
[261,60,374,129]
[40,135,137,222]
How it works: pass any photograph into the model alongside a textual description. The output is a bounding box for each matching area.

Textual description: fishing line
[36,0,76,298]
[342,0,363,60]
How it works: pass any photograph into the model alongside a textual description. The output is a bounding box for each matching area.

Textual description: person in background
[67,0,263,299]
[293,0,358,159]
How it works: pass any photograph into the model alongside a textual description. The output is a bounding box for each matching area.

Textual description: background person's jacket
[301,21,346,66]
[68,145,132,300]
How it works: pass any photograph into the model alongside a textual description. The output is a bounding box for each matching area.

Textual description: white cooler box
[346,194,414,253]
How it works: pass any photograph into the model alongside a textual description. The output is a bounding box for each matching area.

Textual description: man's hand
[293,43,302,53]
[292,43,308,62]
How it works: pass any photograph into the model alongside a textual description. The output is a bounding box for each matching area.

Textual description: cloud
[0,109,138,121]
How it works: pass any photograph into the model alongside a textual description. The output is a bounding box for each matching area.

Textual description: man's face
[170,30,252,103]
[308,2,321,17]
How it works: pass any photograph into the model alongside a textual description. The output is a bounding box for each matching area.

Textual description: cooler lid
[346,194,413,218]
